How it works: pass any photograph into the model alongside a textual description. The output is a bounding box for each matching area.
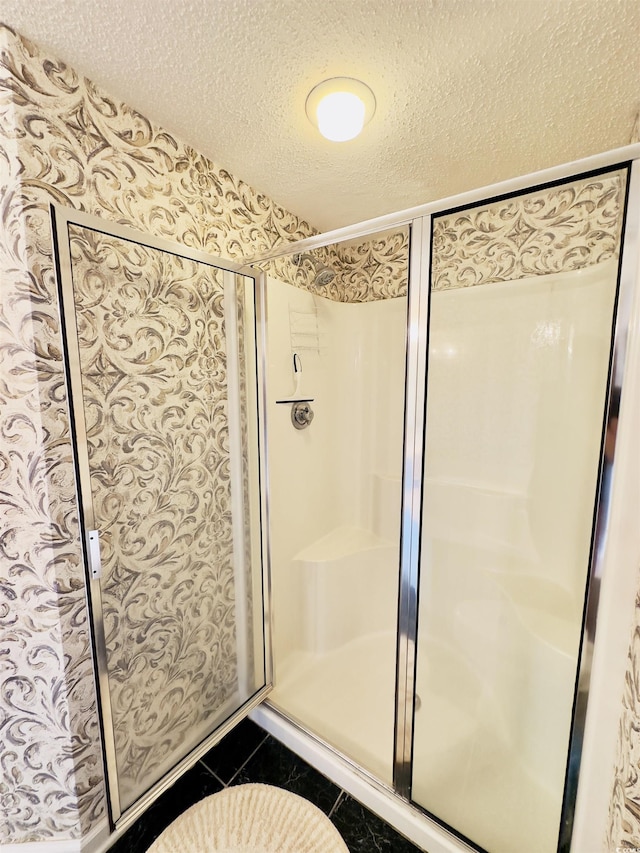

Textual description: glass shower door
[260,229,409,786]
[53,209,268,824]
[410,168,629,852]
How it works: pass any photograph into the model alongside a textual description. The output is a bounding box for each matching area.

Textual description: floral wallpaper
[0,22,318,845]
[274,170,626,305]
[0,21,407,845]
[608,578,640,849]
[432,172,625,290]
[332,228,408,302]
[67,225,258,811]
[267,228,410,303]
[0,18,635,851]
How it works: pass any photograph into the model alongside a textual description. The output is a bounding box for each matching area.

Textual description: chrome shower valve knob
[291,401,314,430]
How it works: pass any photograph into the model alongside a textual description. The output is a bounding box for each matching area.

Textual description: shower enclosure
[53,145,640,853]
[253,152,639,853]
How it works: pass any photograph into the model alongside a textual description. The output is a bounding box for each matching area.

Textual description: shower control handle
[291,401,314,430]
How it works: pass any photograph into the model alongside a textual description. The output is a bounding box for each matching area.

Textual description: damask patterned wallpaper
[432,172,625,290]
[332,229,408,301]
[67,225,254,811]
[0,22,408,845]
[262,226,410,303]
[0,19,635,850]
[608,594,640,848]
[0,23,313,845]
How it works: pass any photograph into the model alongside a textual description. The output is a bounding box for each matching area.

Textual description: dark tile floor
[109,718,425,852]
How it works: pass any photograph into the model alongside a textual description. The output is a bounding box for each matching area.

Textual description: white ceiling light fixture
[306,77,376,142]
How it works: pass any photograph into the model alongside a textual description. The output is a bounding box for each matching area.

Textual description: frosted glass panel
[66,226,265,812]
[411,171,627,853]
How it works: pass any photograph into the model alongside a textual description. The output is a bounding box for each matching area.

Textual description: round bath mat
[146,783,349,853]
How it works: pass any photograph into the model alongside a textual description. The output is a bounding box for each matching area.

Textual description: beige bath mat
[146,783,349,853]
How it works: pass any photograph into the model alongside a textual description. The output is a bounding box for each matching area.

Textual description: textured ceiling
[1,0,639,232]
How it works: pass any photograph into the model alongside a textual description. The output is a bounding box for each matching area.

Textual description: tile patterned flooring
[109,718,424,852]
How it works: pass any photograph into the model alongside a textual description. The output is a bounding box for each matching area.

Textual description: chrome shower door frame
[249,142,640,853]
[406,159,636,853]
[51,205,273,832]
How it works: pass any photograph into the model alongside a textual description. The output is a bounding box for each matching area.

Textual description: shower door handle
[87,529,103,580]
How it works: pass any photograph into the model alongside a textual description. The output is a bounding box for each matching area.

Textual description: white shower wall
[412,259,619,853]
[265,274,406,778]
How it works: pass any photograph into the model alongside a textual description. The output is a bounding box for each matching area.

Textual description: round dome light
[305,77,376,142]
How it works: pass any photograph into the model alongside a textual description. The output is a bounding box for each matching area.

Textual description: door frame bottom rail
[251,702,475,853]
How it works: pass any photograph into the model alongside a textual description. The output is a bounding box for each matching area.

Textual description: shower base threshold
[251,702,474,853]
[270,631,396,786]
